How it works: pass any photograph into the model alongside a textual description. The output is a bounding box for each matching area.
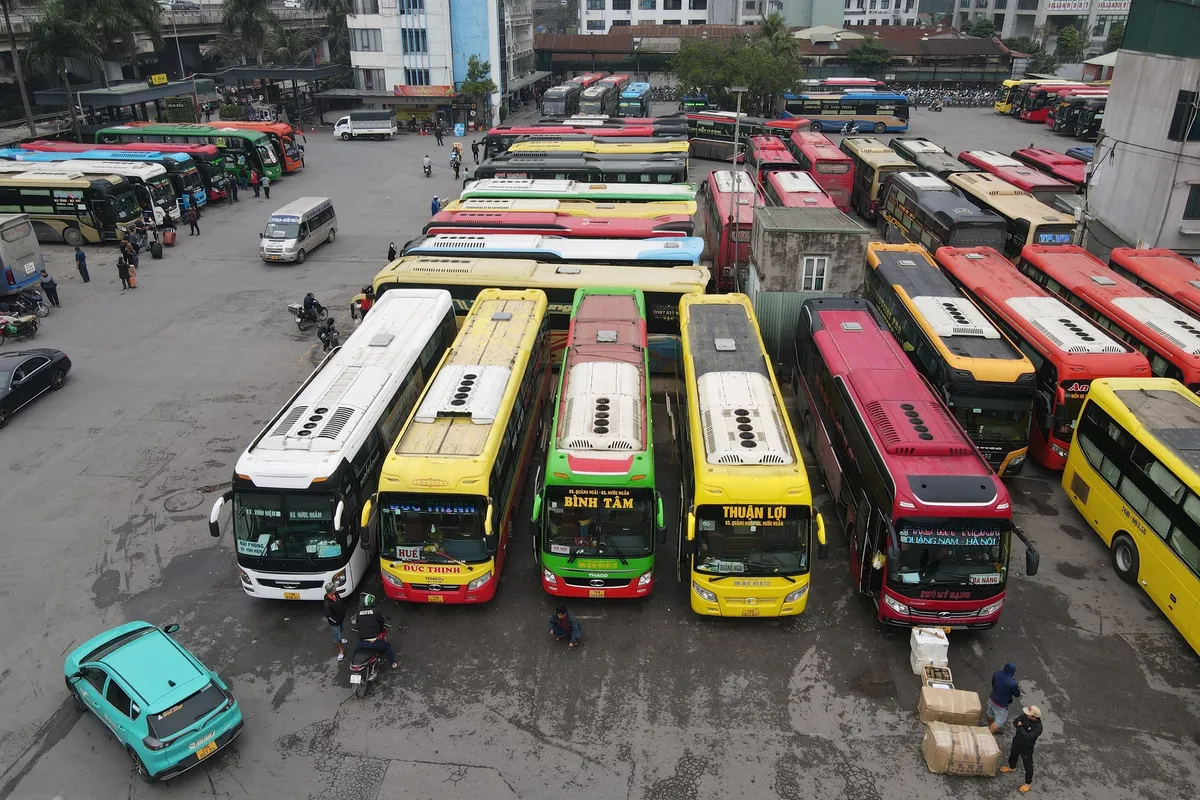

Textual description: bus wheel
[62,226,84,247]
[802,412,815,453]
[1111,534,1139,584]
[873,122,886,134]
[342,132,352,141]
[295,249,306,264]
[809,122,823,132]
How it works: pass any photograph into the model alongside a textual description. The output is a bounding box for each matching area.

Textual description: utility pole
[731,85,748,290]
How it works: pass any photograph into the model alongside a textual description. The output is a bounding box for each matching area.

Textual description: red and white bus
[763,170,836,209]
[936,246,1152,469]
[701,169,762,292]
[794,296,1032,628]
[746,135,800,184]
[1043,87,1106,129]
[1108,247,1200,319]
[958,150,1077,204]
[598,73,631,91]
[1018,244,1200,390]
[568,73,605,88]
[1019,82,1089,122]
[786,130,853,211]
[482,125,685,158]
[423,210,694,238]
[685,112,804,161]
[1010,148,1087,188]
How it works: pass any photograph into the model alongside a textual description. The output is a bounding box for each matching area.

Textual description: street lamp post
[730,85,748,288]
[633,37,641,81]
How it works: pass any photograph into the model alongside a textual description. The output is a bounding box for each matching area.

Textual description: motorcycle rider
[318,317,340,351]
[422,154,432,176]
[302,292,321,321]
[353,593,399,669]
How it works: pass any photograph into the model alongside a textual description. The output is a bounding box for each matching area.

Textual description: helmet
[360,592,376,608]
[323,582,336,595]
[305,291,314,300]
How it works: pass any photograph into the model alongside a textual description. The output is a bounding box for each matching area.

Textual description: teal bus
[531,287,664,599]
[95,123,282,181]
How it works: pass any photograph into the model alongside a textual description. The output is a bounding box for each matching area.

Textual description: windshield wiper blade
[600,534,629,565]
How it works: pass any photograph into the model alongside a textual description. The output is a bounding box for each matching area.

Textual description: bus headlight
[543,569,558,586]
[332,569,347,588]
[382,571,404,588]
[1050,443,1069,459]
[692,582,718,603]
[784,585,809,604]
[636,571,653,588]
[1008,455,1026,469]
[238,568,251,585]
[883,594,910,616]
[467,571,492,591]
[978,599,1004,617]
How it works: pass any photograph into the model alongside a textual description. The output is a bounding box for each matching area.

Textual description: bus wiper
[600,534,629,565]
[743,562,796,582]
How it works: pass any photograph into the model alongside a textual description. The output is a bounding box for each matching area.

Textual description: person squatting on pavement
[549,606,582,648]
[1000,705,1043,793]
[986,661,1021,733]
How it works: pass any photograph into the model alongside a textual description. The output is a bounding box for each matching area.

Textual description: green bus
[95,123,282,181]
[531,287,665,599]
[459,178,698,204]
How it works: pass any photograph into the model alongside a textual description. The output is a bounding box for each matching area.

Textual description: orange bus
[182,121,304,173]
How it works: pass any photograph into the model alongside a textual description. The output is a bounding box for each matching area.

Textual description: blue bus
[0,148,207,209]
[401,233,704,267]
[0,214,44,297]
[780,91,911,134]
[618,83,653,118]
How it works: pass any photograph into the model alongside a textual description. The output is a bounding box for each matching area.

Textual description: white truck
[332,110,397,141]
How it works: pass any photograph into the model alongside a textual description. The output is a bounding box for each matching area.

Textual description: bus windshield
[232,491,345,561]
[543,487,654,558]
[949,222,1007,247]
[694,505,811,576]
[110,185,140,221]
[258,144,278,166]
[181,167,203,193]
[264,219,300,239]
[890,518,1010,588]
[379,494,490,563]
[148,175,174,205]
[954,401,1032,443]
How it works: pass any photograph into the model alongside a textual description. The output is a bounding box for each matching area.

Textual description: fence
[749,290,839,381]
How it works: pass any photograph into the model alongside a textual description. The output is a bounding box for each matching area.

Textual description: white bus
[208,289,458,599]
[0,159,177,225]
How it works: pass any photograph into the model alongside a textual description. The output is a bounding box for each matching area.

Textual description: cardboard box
[918,687,982,726]
[921,722,1000,777]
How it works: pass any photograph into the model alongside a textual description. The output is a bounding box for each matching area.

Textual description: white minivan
[260,197,337,264]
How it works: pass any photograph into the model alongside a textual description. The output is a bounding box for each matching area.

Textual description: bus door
[88,199,113,240]
[851,490,882,596]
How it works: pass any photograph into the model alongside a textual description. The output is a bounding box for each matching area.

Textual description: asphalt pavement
[0,108,1197,800]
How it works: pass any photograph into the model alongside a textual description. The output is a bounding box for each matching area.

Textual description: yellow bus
[371,257,710,372]
[837,136,915,221]
[993,78,1070,114]
[948,172,1076,261]
[362,288,552,605]
[675,293,827,617]
[1062,378,1200,655]
[864,242,1037,475]
[439,197,698,217]
[0,171,141,244]
[507,139,691,159]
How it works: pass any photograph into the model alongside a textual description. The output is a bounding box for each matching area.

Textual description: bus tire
[809,122,823,132]
[295,249,306,264]
[327,228,336,243]
[1111,534,1139,584]
[62,226,85,247]
[873,122,886,134]
[342,132,351,141]
[802,412,815,453]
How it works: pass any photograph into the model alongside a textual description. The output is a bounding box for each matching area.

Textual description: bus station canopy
[35,78,217,108]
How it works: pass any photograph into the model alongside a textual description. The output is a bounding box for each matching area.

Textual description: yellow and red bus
[364,288,551,604]
[1062,378,1200,656]
[701,169,762,293]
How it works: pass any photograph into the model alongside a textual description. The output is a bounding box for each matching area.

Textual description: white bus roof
[0,159,166,178]
[710,170,756,194]
[234,289,454,488]
[268,197,333,219]
[964,150,1024,169]
[407,233,700,262]
[771,171,822,193]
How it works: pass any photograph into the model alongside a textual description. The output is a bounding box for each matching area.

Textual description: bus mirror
[816,513,829,560]
[686,510,696,542]
[360,497,373,531]
[531,494,542,522]
[208,493,230,538]
[334,500,345,532]
[1026,547,1040,577]
[485,499,494,537]
[655,494,665,530]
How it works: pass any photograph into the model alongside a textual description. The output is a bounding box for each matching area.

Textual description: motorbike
[317,317,340,352]
[348,625,390,698]
[0,314,38,345]
[930,100,945,112]
[0,290,49,319]
[423,161,432,178]
[840,121,865,135]
[289,296,328,331]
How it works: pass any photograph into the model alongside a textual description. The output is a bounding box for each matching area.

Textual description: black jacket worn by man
[1012,712,1043,750]
[324,594,346,627]
[356,607,386,640]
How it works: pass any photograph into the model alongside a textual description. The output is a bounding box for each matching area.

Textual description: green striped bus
[459,178,698,204]
[95,123,282,181]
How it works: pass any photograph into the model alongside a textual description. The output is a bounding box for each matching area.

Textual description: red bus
[1108,248,1200,320]
[701,169,762,292]
[786,131,853,211]
[568,73,605,88]
[127,119,304,173]
[482,125,684,158]
[746,135,799,184]
[794,296,1033,628]
[22,139,232,201]
[958,150,1076,204]
[1019,83,1088,122]
[685,112,804,161]
[599,73,631,91]
[935,246,1152,469]
[423,210,693,238]
[1010,148,1087,188]
[763,170,836,209]
[1018,244,1200,390]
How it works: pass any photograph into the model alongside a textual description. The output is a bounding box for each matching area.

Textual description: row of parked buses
[993,78,1108,141]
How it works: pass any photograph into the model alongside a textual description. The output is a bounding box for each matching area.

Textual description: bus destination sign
[721,505,788,527]
[562,487,634,510]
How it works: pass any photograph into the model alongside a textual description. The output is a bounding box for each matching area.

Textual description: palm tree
[25,0,103,142]
[223,0,278,64]
[305,0,350,65]
[272,24,318,65]
[97,0,165,80]
[1,0,37,136]
[754,11,796,60]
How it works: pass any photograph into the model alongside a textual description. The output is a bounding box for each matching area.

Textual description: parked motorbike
[0,290,49,319]
[348,625,390,698]
[289,294,328,331]
[930,100,945,112]
[0,314,38,344]
[317,317,340,352]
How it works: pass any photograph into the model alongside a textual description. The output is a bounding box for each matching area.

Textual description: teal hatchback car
[64,621,244,782]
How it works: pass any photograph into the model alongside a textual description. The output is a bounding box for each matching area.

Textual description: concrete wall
[1090,50,1200,253]
[749,227,869,294]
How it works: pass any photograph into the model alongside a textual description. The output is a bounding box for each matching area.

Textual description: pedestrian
[985,662,1022,733]
[117,256,131,292]
[471,139,480,164]
[387,241,397,261]
[187,206,200,236]
[39,269,60,307]
[548,605,582,648]
[261,172,271,200]
[323,583,348,662]
[434,125,444,146]
[74,246,90,283]
[431,195,441,217]
[1000,706,1043,793]
[250,170,260,198]
[230,178,239,202]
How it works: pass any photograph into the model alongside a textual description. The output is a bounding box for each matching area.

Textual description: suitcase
[128,274,137,288]
[150,241,163,260]
[162,229,176,247]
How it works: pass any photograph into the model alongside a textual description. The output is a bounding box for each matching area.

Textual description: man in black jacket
[323,583,348,662]
[1000,705,1043,793]
[353,593,399,669]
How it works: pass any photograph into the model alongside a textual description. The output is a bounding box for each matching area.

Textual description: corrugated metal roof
[626,24,760,38]
[754,207,868,234]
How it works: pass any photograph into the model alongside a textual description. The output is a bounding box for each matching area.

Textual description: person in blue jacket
[986,661,1022,733]
[549,606,582,648]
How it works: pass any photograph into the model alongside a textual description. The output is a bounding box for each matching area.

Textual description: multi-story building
[954,0,1128,54]
[843,0,922,28]
[347,0,535,125]
[1087,0,1200,256]
[578,0,827,32]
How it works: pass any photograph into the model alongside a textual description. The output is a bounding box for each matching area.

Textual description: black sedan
[0,348,70,428]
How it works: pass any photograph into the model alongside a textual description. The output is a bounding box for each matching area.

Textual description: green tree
[24,0,103,142]
[966,18,997,38]
[1105,22,1125,53]
[460,55,498,120]
[1028,49,1061,74]
[1002,36,1039,54]
[273,24,320,64]
[305,0,350,66]
[91,0,163,81]
[671,39,732,99]
[0,0,37,135]
[222,0,279,64]
[845,37,892,74]
[1054,26,1087,63]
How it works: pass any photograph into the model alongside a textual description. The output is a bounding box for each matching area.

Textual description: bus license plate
[589,589,605,598]
[196,741,218,760]
[427,595,444,603]
[741,609,761,617]
[283,592,300,600]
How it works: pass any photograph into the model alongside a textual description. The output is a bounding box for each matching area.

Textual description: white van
[260,197,337,264]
